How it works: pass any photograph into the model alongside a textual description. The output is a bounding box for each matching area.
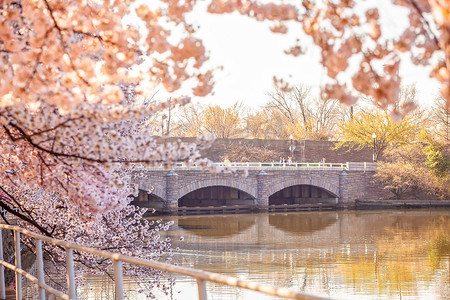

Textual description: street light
[372,133,377,162]
[289,134,295,162]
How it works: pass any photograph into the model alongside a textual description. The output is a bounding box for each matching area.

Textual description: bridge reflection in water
[268,213,337,234]
[176,213,338,238]
[178,214,256,237]
[78,210,450,299]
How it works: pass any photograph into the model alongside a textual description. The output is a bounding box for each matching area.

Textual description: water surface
[81,210,450,299]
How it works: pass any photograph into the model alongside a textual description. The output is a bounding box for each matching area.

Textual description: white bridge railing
[0,224,326,300]
[214,162,347,168]
[146,161,377,171]
[173,161,347,169]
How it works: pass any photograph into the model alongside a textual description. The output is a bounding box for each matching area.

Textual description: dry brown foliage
[375,144,450,199]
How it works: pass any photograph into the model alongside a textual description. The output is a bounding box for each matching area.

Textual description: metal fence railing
[0,224,326,300]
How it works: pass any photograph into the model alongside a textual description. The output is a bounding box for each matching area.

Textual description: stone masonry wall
[158,137,373,163]
[133,169,167,198]
[364,171,391,200]
[339,171,389,204]
[302,140,372,163]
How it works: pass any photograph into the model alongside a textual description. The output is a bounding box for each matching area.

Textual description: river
[79,209,450,300]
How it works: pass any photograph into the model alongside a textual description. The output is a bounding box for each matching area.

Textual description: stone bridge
[132,162,384,214]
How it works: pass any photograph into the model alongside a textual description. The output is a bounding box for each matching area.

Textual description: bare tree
[173,102,205,137]
[431,97,450,144]
[267,85,341,140]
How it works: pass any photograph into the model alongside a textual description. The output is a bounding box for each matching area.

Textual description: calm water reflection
[81,210,450,300]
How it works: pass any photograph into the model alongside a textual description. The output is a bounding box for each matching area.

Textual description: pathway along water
[71,209,450,300]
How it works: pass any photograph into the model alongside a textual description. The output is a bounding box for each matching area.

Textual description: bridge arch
[177,179,257,200]
[132,188,165,210]
[178,185,255,207]
[266,177,339,199]
[139,182,165,200]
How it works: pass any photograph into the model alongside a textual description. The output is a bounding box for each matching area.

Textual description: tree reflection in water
[335,215,450,298]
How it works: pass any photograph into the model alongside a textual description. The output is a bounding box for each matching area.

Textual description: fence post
[0,226,5,300]
[113,260,124,300]
[36,239,45,300]
[197,279,207,300]
[14,231,22,300]
[66,248,77,299]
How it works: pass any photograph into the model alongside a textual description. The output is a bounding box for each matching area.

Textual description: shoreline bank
[353,199,450,210]
[147,200,450,216]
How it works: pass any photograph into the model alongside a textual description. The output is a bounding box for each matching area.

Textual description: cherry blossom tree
[1,0,449,293]
[0,0,219,291]
[208,0,449,110]
[4,186,177,296]
[0,97,216,292]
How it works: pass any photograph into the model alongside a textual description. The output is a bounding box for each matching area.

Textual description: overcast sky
[154,1,442,110]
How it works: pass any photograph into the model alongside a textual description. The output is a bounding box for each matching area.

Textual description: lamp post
[289,134,295,162]
[372,133,377,162]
